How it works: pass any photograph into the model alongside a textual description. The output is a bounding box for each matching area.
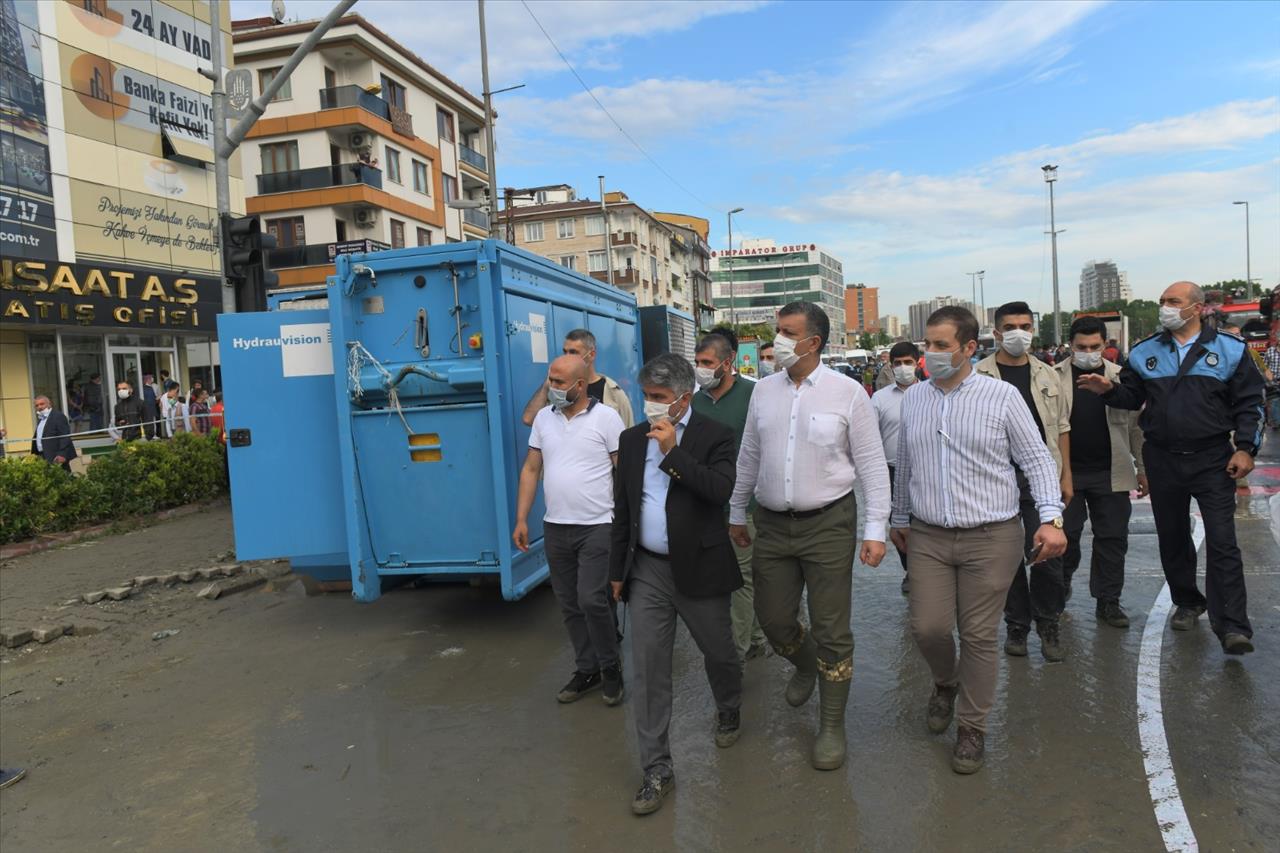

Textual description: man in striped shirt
[890,306,1066,775]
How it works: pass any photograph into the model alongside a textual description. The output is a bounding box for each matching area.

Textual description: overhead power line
[518,0,722,215]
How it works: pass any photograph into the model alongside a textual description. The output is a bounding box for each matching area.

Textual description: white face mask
[772,334,799,369]
[759,359,774,377]
[892,364,917,386]
[694,365,724,390]
[1072,350,1103,370]
[644,396,684,425]
[925,349,963,381]
[1159,304,1192,331]
[117,389,131,399]
[547,382,579,410]
[36,407,50,419]
[999,329,1033,357]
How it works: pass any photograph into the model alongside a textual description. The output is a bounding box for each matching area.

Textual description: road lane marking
[1136,514,1203,853]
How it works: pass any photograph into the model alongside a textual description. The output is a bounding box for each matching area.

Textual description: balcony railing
[590,268,638,286]
[267,239,392,270]
[257,163,382,195]
[319,85,414,136]
[458,143,487,171]
[462,207,489,229]
[611,231,636,246]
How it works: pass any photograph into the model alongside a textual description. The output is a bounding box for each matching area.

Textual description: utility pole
[727,207,743,327]
[599,176,613,288]
[978,270,986,326]
[478,0,500,239]
[1043,165,1063,345]
[1233,201,1252,300]
[967,271,978,312]
[207,0,359,313]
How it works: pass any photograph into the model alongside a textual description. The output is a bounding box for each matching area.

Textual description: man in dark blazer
[609,353,743,817]
[31,396,76,472]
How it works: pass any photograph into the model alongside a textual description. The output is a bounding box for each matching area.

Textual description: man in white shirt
[890,306,1066,775]
[871,341,921,596]
[729,301,892,771]
[514,355,626,706]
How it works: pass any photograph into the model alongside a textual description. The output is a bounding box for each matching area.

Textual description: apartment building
[879,314,903,339]
[506,190,696,314]
[844,284,879,334]
[231,13,489,288]
[1079,259,1131,310]
[710,239,848,349]
[657,214,713,329]
[2,0,241,450]
[907,296,982,341]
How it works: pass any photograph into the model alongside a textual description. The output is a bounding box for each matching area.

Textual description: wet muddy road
[2,447,1278,852]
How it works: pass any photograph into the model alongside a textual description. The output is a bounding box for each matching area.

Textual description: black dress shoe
[631,771,675,816]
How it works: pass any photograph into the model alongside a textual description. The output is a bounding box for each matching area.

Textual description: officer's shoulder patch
[1206,352,1220,367]
[1217,329,1244,341]
[1145,356,1158,370]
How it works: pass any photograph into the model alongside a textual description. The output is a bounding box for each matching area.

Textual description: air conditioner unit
[354,208,377,228]
[349,132,372,150]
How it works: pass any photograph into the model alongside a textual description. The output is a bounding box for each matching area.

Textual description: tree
[857,332,874,350]
[1038,311,1073,347]
[873,330,891,347]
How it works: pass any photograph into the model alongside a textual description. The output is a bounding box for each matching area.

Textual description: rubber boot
[781,633,818,707]
[811,677,851,771]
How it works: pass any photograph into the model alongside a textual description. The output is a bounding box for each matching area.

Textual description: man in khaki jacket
[976,301,1072,661]
[1056,316,1146,628]
[522,328,635,428]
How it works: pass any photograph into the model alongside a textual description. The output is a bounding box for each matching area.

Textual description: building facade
[907,296,982,342]
[2,0,240,451]
[844,284,879,334]
[505,190,697,315]
[710,239,847,349]
[1079,259,1131,310]
[232,13,488,289]
[879,314,902,339]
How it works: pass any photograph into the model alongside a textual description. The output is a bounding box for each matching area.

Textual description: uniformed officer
[1078,281,1262,655]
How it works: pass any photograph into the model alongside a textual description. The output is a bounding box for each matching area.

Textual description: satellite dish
[271,0,286,22]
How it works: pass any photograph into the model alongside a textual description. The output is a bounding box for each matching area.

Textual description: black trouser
[1004,490,1065,630]
[1062,467,1132,604]
[1145,442,1252,638]
[888,465,907,573]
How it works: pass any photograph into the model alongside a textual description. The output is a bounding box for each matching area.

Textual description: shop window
[61,335,107,434]
[27,334,60,411]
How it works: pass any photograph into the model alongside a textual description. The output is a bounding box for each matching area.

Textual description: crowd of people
[511,279,1262,816]
[21,372,226,473]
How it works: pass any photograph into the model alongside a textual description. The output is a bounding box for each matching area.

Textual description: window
[258,67,292,101]
[265,216,306,248]
[384,146,401,183]
[437,108,455,143]
[650,256,659,281]
[588,251,607,273]
[335,220,347,242]
[559,255,576,270]
[443,175,458,203]
[380,74,406,110]
[412,160,430,194]
[557,218,574,239]
[417,228,432,247]
[390,218,405,249]
[535,190,548,204]
[585,215,605,236]
[259,141,299,173]
[524,222,544,242]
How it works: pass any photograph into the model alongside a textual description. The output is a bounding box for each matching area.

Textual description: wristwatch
[1049,517,1064,529]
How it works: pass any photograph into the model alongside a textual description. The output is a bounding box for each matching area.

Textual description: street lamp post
[977,270,986,326]
[1233,201,1252,300]
[727,207,743,327]
[1042,165,1063,345]
[600,176,614,288]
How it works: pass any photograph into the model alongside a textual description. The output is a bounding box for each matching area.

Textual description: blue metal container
[218,240,641,601]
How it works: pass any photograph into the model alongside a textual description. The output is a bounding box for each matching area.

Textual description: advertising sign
[737,340,760,378]
[0,0,58,260]
[327,239,391,261]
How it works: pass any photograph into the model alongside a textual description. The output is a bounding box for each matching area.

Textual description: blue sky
[234,0,1279,320]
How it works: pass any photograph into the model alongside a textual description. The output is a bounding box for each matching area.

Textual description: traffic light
[221,213,279,312]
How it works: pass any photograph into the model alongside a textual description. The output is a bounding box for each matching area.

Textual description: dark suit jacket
[31,411,76,469]
[610,411,743,599]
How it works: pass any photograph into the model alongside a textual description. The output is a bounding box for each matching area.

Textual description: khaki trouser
[907,516,1023,732]
[729,515,767,658]
[752,494,858,679]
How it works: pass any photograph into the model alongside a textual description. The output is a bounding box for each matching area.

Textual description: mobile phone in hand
[1025,542,1044,566]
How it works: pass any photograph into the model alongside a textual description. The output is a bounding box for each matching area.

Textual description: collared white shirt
[638,406,691,554]
[730,362,891,542]
[891,372,1063,529]
[871,381,912,466]
[35,413,48,451]
[529,399,624,525]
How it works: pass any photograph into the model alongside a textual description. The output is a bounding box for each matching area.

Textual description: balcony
[462,207,489,230]
[590,268,638,287]
[318,85,414,137]
[458,143,487,172]
[267,239,391,270]
[611,231,636,247]
[257,163,383,195]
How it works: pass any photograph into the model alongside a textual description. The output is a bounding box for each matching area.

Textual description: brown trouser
[907,516,1023,732]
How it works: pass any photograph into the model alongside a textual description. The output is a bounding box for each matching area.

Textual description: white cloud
[230,0,768,90]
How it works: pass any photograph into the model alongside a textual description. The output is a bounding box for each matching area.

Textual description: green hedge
[0,433,227,544]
